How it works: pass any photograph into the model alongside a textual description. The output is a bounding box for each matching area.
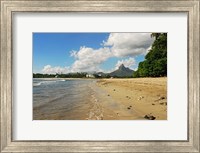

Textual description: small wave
[59,79,66,82]
[33,79,66,87]
[33,82,42,87]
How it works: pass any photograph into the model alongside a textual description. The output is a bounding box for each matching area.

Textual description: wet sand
[96,77,167,120]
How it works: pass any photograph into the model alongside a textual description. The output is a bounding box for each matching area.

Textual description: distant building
[86,74,95,78]
[55,75,59,78]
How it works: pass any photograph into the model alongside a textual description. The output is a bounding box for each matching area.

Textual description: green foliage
[133,33,167,77]
[33,73,56,78]
[33,72,87,78]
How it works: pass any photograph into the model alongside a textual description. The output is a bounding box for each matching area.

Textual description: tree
[133,33,167,77]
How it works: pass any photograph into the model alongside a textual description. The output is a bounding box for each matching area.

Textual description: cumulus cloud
[41,33,154,73]
[70,46,112,72]
[68,33,153,72]
[115,57,136,70]
[42,65,70,74]
[104,33,154,57]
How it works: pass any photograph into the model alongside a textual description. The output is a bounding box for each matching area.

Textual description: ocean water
[33,78,99,120]
[33,78,145,120]
[33,78,90,106]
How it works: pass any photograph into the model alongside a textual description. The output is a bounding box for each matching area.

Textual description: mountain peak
[118,64,126,70]
[119,64,125,68]
[109,64,134,77]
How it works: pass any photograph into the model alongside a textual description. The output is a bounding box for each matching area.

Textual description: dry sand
[96,77,167,120]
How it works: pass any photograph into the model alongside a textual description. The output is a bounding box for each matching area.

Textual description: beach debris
[154,96,166,102]
[159,96,166,100]
[126,96,131,99]
[159,102,167,105]
[144,114,156,120]
[113,89,116,91]
[127,106,132,109]
[152,103,155,105]
[107,94,110,96]
[138,96,144,100]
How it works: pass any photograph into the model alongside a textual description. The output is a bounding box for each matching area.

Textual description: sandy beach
[33,77,167,120]
[96,77,167,120]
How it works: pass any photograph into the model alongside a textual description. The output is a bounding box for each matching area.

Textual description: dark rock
[155,96,166,102]
[144,114,156,120]
[159,96,165,100]
[152,103,155,105]
[107,94,110,96]
[127,107,131,109]
[160,102,167,105]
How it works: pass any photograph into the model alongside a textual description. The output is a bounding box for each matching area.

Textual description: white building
[86,74,95,78]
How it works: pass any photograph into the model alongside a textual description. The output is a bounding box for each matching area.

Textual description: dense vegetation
[33,72,87,78]
[133,33,167,77]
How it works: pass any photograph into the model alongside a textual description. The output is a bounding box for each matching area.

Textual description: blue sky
[33,33,154,74]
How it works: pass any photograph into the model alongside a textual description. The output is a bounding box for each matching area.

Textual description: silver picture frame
[1,0,199,152]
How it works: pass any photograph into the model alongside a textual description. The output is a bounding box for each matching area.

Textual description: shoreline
[33,77,167,120]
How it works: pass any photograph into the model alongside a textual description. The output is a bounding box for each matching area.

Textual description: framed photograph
[1,0,199,152]
[32,32,167,121]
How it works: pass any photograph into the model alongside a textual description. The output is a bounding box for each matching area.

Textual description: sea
[33,78,104,120]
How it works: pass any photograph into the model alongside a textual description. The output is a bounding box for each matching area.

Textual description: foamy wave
[59,79,66,82]
[87,86,104,120]
[33,82,42,87]
[33,79,66,87]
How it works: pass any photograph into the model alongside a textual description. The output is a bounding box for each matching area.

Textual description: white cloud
[70,46,112,72]
[42,65,70,74]
[115,57,136,70]
[104,33,154,57]
[68,33,153,72]
[41,33,154,73]
[146,45,152,54]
